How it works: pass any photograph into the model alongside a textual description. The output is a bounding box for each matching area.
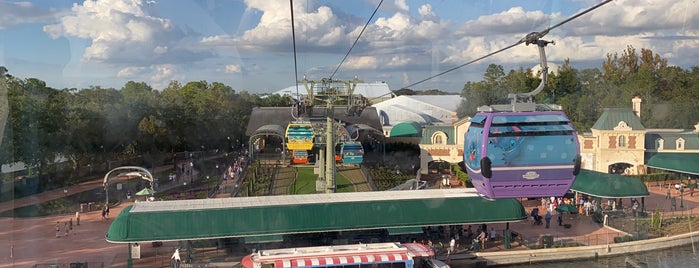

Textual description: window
[676,138,685,150]
[618,135,626,148]
[431,131,447,145]
[656,138,664,151]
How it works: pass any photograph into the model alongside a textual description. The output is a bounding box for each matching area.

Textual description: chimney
[632,96,642,118]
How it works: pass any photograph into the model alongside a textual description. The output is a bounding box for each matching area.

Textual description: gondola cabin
[464,109,581,199]
[340,141,364,164]
[291,150,309,164]
[285,122,314,151]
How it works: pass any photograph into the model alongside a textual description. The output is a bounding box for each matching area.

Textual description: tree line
[0,77,293,184]
[457,45,699,131]
[1,45,698,184]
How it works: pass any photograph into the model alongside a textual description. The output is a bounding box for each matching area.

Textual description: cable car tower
[299,76,361,193]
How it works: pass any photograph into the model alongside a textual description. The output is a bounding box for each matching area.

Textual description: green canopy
[390,121,422,137]
[647,153,699,175]
[135,187,155,196]
[106,189,527,243]
[571,169,649,198]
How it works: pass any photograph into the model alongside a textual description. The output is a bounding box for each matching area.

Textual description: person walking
[172,248,181,268]
[557,212,563,226]
[75,211,80,226]
[55,221,60,238]
[545,210,552,229]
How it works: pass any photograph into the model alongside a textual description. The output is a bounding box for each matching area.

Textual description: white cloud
[394,0,409,12]
[387,55,410,67]
[235,0,346,50]
[418,4,437,21]
[43,0,182,63]
[151,64,184,89]
[224,64,242,74]
[116,64,184,89]
[117,66,147,78]
[344,56,378,69]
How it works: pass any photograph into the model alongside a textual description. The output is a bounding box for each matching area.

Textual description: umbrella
[135,187,156,196]
[555,204,578,214]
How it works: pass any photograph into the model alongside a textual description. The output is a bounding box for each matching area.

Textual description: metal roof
[245,107,382,136]
[106,188,527,243]
[571,169,649,198]
[647,152,699,176]
[591,108,645,130]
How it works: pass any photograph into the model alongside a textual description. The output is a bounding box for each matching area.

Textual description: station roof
[571,169,649,198]
[106,188,527,243]
[647,152,699,175]
[246,107,382,136]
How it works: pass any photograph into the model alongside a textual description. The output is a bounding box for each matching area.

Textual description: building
[419,96,699,179]
[371,95,460,137]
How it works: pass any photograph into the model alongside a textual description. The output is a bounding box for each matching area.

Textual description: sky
[0,0,697,94]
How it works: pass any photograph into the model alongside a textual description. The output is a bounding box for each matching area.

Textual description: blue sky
[1,0,697,93]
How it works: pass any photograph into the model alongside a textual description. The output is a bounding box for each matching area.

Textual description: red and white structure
[242,242,434,268]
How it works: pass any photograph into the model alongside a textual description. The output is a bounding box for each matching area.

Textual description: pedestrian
[557,212,563,226]
[172,248,181,268]
[448,237,455,255]
[69,218,73,230]
[75,211,80,226]
[64,222,69,237]
[101,207,107,220]
[477,229,487,249]
[105,205,110,219]
[56,221,60,238]
[632,201,639,217]
[671,197,677,211]
[545,210,552,228]
[666,183,671,199]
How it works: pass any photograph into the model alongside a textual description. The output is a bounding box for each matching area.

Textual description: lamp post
[680,176,685,209]
[189,161,194,183]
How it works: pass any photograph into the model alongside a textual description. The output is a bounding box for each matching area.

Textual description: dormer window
[432,131,447,145]
[656,138,664,151]
[618,135,626,148]
[677,138,685,150]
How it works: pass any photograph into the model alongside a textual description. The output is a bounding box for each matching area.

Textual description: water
[492,244,699,268]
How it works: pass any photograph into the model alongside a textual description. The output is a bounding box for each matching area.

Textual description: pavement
[1,175,698,267]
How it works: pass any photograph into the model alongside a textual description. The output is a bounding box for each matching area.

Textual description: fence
[32,262,103,268]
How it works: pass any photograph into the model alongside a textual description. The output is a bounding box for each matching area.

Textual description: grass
[291,167,355,194]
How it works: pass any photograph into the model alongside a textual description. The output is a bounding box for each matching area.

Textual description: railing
[32,262,103,268]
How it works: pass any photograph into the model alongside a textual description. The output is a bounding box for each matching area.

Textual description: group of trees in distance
[1,45,697,185]
[457,46,699,131]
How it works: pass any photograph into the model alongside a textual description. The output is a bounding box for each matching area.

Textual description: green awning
[387,227,424,235]
[390,121,422,137]
[106,189,527,243]
[244,235,284,244]
[647,153,699,175]
[571,169,649,198]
